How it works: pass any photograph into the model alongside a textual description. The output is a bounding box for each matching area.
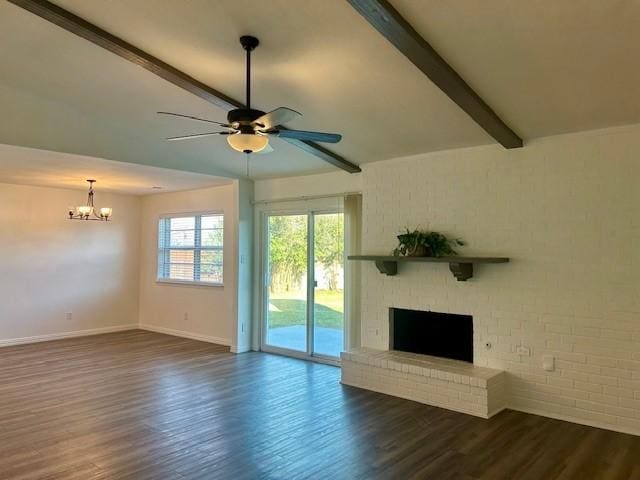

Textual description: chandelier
[68,180,112,221]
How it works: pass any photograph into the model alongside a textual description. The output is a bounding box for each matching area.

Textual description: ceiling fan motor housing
[227,108,266,126]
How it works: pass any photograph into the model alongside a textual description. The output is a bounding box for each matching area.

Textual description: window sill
[156,279,224,288]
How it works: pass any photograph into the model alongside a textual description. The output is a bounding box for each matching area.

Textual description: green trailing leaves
[393,229,465,257]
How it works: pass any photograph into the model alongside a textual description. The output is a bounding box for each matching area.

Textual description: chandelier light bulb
[77,205,92,216]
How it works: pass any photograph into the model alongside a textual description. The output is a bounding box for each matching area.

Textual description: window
[157,213,223,285]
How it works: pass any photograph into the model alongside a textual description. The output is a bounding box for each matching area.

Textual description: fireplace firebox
[389,308,473,363]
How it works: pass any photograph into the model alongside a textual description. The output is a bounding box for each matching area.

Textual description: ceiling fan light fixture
[227,133,269,154]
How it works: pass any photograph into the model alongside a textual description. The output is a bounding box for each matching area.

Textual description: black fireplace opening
[390,308,473,363]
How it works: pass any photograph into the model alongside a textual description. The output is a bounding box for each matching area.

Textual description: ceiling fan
[158,35,342,154]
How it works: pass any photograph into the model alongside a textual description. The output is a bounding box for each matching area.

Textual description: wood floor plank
[1,330,639,479]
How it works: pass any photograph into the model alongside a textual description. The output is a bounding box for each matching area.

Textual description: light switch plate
[543,355,555,371]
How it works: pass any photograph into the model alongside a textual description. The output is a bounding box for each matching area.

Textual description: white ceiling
[393,0,640,138]
[0,143,231,195]
[0,0,638,180]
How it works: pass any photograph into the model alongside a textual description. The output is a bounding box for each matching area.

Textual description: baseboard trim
[138,324,231,347]
[231,344,251,353]
[0,324,138,348]
[508,405,640,437]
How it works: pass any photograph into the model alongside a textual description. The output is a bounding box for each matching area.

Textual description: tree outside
[267,213,344,331]
[314,213,344,291]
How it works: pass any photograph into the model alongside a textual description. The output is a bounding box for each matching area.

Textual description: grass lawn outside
[268,289,344,329]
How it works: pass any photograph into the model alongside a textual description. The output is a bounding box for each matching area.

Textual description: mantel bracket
[448,262,473,281]
[374,260,398,276]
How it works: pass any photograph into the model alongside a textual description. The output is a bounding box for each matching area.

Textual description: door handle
[313,280,318,287]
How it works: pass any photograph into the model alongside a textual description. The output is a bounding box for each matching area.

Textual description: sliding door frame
[256,198,344,365]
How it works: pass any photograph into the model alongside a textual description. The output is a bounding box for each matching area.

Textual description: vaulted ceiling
[1,0,638,180]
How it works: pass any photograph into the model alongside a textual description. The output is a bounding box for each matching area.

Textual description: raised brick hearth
[341,348,507,418]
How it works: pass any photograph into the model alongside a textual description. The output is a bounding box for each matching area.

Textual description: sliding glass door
[263,210,344,360]
[312,213,344,357]
[265,214,309,352]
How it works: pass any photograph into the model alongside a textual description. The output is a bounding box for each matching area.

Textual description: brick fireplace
[341,308,507,418]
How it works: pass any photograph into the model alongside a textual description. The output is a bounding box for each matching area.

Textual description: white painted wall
[0,182,140,343]
[137,183,238,346]
[231,179,254,353]
[0,179,250,350]
[255,124,640,436]
[254,171,362,202]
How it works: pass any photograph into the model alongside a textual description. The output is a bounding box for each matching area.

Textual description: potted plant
[393,229,465,257]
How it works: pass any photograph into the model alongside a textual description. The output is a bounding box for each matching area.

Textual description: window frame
[156,210,224,287]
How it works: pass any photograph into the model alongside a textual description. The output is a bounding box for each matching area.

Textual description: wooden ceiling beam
[8,0,361,173]
[346,0,523,149]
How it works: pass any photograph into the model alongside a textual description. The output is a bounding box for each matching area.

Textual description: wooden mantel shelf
[347,255,509,281]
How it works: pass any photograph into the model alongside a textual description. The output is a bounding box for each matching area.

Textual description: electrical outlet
[516,345,531,356]
[65,312,73,321]
[543,355,555,371]
[183,312,189,321]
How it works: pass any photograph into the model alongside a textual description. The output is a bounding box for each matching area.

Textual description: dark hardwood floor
[1,330,639,480]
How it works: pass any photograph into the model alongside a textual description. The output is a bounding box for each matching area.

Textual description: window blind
[157,213,223,284]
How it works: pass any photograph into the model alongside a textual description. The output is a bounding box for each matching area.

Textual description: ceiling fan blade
[166,132,229,141]
[271,129,342,143]
[158,111,230,127]
[256,143,274,155]
[252,107,301,130]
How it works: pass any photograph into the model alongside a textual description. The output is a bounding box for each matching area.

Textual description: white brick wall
[359,125,640,435]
